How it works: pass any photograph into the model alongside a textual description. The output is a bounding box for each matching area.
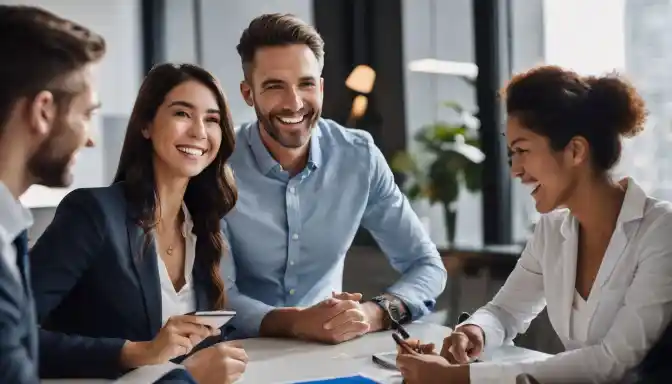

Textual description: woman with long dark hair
[30,63,247,383]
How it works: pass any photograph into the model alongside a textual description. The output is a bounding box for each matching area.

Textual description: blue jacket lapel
[126,218,162,337]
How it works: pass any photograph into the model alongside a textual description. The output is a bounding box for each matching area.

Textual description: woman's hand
[183,341,248,384]
[440,324,484,363]
[397,348,467,384]
[120,315,220,368]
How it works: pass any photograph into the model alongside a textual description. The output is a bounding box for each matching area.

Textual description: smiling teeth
[177,147,204,156]
[278,116,305,124]
[523,182,540,195]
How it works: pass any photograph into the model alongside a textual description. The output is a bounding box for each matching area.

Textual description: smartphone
[187,310,236,329]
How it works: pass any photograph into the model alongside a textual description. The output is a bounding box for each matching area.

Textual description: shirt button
[289,260,295,266]
[289,289,296,295]
[292,233,299,240]
[289,187,295,194]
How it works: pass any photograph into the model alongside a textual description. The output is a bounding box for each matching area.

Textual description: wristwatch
[369,295,408,329]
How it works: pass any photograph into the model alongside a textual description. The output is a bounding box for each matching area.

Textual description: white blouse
[156,203,197,325]
[460,178,672,384]
[569,290,590,348]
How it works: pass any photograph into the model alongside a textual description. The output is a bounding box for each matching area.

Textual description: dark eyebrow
[260,79,285,88]
[168,100,220,115]
[299,76,317,83]
[509,138,528,147]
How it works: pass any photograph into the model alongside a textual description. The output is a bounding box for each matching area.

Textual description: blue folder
[294,375,379,383]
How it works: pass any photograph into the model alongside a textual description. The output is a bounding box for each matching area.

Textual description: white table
[43,323,551,383]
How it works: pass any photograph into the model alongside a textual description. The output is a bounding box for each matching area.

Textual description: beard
[254,101,321,149]
[27,118,77,188]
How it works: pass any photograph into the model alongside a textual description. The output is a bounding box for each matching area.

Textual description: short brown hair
[502,65,647,171]
[0,5,106,132]
[237,13,324,79]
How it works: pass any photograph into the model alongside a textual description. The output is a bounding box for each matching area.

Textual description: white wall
[402,0,545,247]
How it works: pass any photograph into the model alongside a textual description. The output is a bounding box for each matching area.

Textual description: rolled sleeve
[360,141,447,320]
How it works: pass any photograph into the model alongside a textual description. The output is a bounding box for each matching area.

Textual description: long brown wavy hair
[113,63,237,309]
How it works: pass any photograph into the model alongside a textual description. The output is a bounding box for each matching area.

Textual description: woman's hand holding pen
[120,315,220,368]
[395,336,462,384]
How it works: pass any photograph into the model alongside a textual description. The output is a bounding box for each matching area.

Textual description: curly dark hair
[502,65,647,171]
[113,63,237,309]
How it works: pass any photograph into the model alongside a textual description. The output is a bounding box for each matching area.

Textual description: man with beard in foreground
[222,13,447,344]
[0,6,195,383]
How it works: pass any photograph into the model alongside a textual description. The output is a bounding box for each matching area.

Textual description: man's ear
[240,81,254,107]
[566,136,590,166]
[29,91,56,138]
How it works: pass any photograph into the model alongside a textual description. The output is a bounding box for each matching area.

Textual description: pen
[458,311,470,324]
[389,316,410,339]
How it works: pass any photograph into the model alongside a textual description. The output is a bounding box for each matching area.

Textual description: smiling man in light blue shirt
[222,13,447,343]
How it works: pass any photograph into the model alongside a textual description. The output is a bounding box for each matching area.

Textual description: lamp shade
[345,65,376,94]
[350,95,368,119]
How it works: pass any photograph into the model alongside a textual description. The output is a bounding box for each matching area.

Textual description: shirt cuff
[113,362,182,383]
[385,287,433,321]
[456,310,506,350]
[228,300,275,338]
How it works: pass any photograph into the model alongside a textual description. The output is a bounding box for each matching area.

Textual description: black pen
[389,316,410,339]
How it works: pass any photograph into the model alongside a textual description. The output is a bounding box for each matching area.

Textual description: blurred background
[7,0,670,353]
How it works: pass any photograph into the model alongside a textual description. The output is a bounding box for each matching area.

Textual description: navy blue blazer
[30,183,228,379]
[155,368,198,383]
[0,238,39,383]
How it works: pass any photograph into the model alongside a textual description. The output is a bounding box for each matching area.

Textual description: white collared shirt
[460,177,672,384]
[156,203,197,325]
[0,182,33,284]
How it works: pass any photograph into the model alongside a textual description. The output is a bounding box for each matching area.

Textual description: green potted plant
[391,101,484,245]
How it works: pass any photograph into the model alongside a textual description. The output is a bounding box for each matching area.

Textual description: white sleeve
[469,218,672,384]
[459,219,547,349]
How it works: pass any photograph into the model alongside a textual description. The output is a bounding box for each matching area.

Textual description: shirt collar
[0,182,33,243]
[247,120,323,175]
[559,177,647,239]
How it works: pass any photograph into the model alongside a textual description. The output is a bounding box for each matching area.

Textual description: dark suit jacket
[155,368,198,384]
[30,183,228,379]
[0,242,39,383]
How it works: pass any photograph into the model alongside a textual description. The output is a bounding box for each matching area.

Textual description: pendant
[166,246,173,255]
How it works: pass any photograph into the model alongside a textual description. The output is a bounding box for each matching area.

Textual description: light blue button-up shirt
[222,118,447,337]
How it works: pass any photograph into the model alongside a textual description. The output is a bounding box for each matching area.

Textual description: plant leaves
[442,101,464,114]
[428,161,459,205]
[464,160,483,192]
